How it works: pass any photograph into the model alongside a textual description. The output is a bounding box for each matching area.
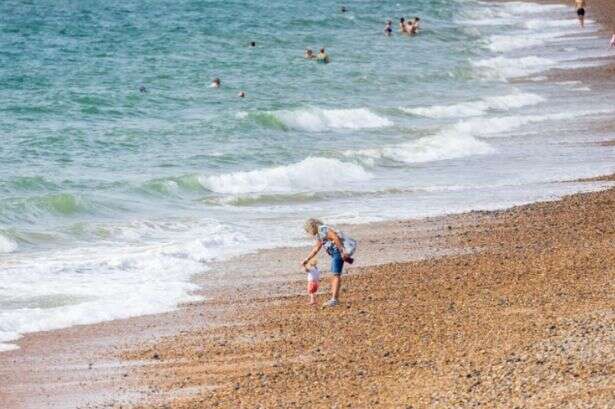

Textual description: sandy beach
[1,1,614,408]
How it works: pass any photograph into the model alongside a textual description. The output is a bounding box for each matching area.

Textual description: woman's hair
[304,218,323,236]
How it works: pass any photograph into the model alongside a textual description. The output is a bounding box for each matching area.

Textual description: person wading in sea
[575,0,586,28]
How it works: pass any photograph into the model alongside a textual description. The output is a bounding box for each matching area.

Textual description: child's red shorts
[307,281,319,294]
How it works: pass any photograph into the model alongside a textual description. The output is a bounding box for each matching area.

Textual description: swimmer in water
[399,17,407,33]
[409,17,420,35]
[341,6,348,13]
[384,20,393,36]
[211,78,220,88]
[575,0,586,28]
[249,41,256,47]
[316,48,330,64]
[238,91,246,98]
[139,85,147,93]
[304,49,315,59]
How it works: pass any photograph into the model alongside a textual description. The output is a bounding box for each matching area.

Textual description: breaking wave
[243,107,392,132]
[402,92,545,118]
[198,157,372,194]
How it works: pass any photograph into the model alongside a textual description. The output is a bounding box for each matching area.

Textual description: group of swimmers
[304,48,330,63]
[384,16,420,36]
[204,9,422,97]
[210,77,245,97]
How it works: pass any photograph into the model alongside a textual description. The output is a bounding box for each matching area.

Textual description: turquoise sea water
[1,0,614,350]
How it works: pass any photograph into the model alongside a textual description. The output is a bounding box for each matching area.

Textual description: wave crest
[244,108,392,132]
[199,157,372,194]
[403,92,545,118]
[0,234,18,253]
[473,56,555,79]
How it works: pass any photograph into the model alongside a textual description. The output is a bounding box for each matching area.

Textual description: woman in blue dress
[302,218,356,307]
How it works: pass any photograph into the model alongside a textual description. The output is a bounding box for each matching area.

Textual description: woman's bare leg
[331,276,341,300]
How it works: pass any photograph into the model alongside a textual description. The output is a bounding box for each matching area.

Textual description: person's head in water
[139,85,147,93]
[341,6,347,13]
[238,91,246,98]
[317,48,330,63]
[249,41,256,47]
[304,48,314,59]
[211,78,220,88]
[384,20,393,35]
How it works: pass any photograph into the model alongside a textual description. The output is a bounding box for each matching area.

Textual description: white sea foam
[0,234,17,253]
[524,18,589,30]
[346,106,615,165]
[0,221,249,351]
[403,92,545,118]
[346,119,497,164]
[458,1,565,27]
[199,157,372,195]
[487,32,567,53]
[453,109,615,139]
[473,56,555,79]
[499,2,567,14]
[450,114,547,138]
[273,108,392,132]
[365,134,494,164]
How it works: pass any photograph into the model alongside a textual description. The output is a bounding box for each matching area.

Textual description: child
[303,258,321,305]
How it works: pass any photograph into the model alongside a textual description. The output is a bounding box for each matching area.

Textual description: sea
[1,0,614,351]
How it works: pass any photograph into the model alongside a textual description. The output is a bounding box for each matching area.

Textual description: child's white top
[306,266,321,282]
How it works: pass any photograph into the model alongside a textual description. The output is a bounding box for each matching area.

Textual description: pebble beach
[1,0,614,407]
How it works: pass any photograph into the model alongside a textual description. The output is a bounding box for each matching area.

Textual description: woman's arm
[302,241,322,266]
[327,229,347,257]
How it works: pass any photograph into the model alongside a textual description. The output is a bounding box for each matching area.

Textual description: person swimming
[304,49,315,59]
[409,17,420,35]
[399,17,407,33]
[341,6,348,13]
[316,48,330,64]
[139,85,147,93]
[384,20,393,36]
[249,41,256,47]
[238,91,246,98]
[211,78,221,88]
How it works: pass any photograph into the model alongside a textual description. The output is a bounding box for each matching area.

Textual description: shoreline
[2,0,615,408]
[125,180,615,408]
[1,178,613,409]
